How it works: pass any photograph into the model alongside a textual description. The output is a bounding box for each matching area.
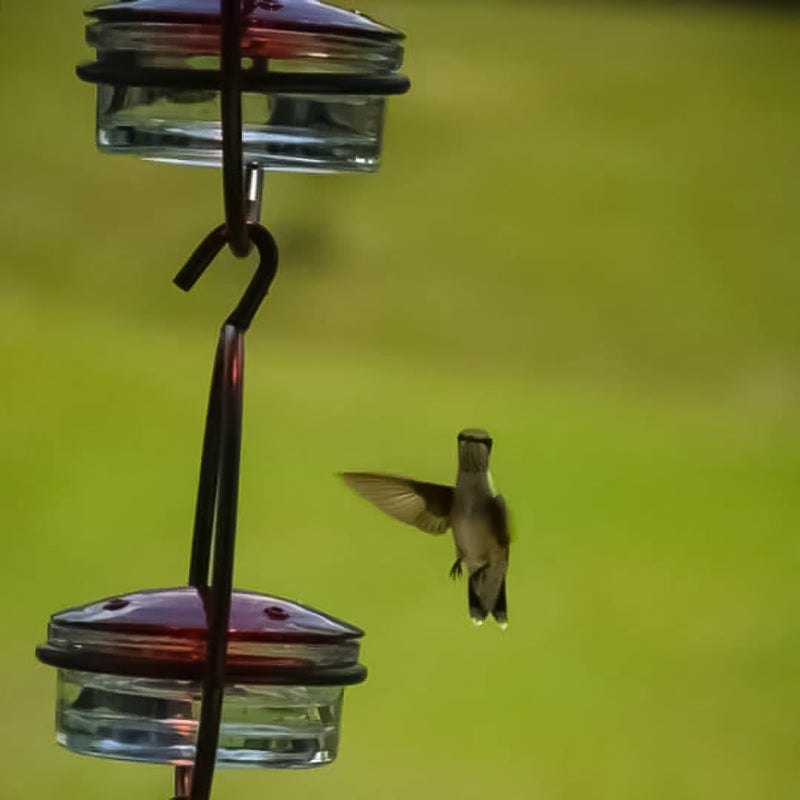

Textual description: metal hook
[174,219,278,800]
[174,221,279,332]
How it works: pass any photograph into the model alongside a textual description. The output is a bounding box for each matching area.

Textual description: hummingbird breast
[452,474,500,572]
[453,517,495,571]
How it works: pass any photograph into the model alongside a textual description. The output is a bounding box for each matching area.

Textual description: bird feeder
[78,0,409,172]
[36,1,409,798]
[36,588,366,768]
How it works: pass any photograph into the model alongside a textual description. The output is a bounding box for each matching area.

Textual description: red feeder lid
[36,587,366,685]
[86,0,405,40]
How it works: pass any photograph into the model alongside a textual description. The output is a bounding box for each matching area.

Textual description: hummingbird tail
[468,571,489,624]
[491,577,508,626]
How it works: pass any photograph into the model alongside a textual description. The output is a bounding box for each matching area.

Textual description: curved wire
[225,224,279,330]
[174,221,279,334]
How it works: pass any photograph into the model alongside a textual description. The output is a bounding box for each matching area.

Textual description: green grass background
[1,1,799,798]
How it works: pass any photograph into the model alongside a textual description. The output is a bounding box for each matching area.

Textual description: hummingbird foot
[449,559,463,580]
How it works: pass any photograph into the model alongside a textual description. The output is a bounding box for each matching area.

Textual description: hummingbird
[341,429,510,627]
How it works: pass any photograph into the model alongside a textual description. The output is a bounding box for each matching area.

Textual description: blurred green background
[2,0,799,798]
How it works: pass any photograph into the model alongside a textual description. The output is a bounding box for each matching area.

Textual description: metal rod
[221,0,249,257]
[246,162,264,224]
[174,765,193,799]
[177,223,277,800]
[190,325,244,800]
[225,223,279,331]
[187,338,223,589]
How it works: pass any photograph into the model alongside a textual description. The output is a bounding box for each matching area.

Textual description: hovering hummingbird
[341,429,510,627]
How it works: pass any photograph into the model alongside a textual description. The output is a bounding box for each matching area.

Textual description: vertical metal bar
[188,340,224,589]
[221,0,249,256]
[246,162,265,224]
[210,326,244,609]
[177,218,277,800]
[190,324,244,800]
[173,765,193,799]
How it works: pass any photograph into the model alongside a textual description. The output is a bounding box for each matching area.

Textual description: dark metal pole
[189,325,243,800]
[174,221,278,800]
[221,0,250,257]
[173,2,281,794]
[173,765,193,799]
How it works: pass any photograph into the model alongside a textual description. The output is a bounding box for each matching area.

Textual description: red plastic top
[37,588,366,683]
[50,587,363,643]
[87,0,404,39]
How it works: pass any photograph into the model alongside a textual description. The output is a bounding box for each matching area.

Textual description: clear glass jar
[79,0,409,172]
[56,670,344,767]
[37,588,367,769]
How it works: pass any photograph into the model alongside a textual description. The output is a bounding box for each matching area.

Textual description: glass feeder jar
[36,588,366,768]
[77,0,410,171]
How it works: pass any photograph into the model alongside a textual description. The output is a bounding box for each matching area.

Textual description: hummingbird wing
[341,472,453,535]
[489,494,511,548]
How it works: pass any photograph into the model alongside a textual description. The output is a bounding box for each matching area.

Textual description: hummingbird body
[341,428,510,626]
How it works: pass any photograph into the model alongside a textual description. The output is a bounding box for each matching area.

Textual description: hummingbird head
[457,428,493,472]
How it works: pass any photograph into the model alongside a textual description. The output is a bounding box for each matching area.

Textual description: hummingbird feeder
[78,0,409,173]
[35,1,409,798]
[36,589,366,767]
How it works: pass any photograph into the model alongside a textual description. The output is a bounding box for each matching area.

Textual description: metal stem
[221,0,249,257]
[176,221,276,800]
[246,162,265,224]
[188,340,223,589]
[174,766,193,799]
[189,325,244,800]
